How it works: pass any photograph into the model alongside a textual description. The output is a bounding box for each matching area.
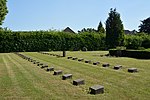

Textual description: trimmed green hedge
[109,49,150,59]
[0,31,106,52]
[1,30,150,53]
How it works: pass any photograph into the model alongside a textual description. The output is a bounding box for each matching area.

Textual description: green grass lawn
[0,51,150,100]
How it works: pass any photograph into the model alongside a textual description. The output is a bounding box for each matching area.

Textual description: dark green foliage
[0,30,106,52]
[97,21,105,33]
[106,8,124,48]
[139,17,150,34]
[141,35,150,48]
[78,28,97,33]
[0,29,150,53]
[109,49,126,57]
[109,49,150,59]
[79,32,106,50]
[0,0,8,25]
[125,35,143,49]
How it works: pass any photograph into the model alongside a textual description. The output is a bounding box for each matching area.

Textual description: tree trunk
[63,51,66,57]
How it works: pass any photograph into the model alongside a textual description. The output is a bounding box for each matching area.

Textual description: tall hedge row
[0,30,150,53]
[0,31,106,52]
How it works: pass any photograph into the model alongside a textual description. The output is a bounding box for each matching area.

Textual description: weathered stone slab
[62,74,72,80]
[41,65,48,68]
[48,53,51,55]
[93,62,100,65]
[114,65,122,70]
[22,56,27,59]
[67,56,72,59]
[52,54,56,56]
[73,79,85,86]
[33,61,36,64]
[56,55,63,57]
[28,58,32,61]
[128,68,138,73]
[89,85,104,95]
[46,67,54,71]
[53,70,63,75]
[85,60,92,63]
[30,59,36,62]
[78,58,84,62]
[43,52,48,55]
[33,61,39,64]
[72,57,78,60]
[27,57,30,60]
[55,54,59,56]
[37,63,43,66]
[102,63,110,67]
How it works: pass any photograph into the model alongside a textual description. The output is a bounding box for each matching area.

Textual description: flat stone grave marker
[128,68,138,73]
[46,67,54,71]
[93,62,100,65]
[78,58,84,62]
[41,65,48,68]
[102,63,110,67]
[62,74,72,80]
[26,57,30,60]
[28,58,32,61]
[31,59,36,62]
[114,65,122,70]
[22,56,27,59]
[73,79,85,86]
[55,54,59,56]
[72,57,78,60]
[85,60,92,64]
[67,56,72,59]
[37,63,43,66]
[52,54,56,56]
[53,70,63,75]
[33,61,39,64]
[89,85,104,95]
[49,54,53,55]
[56,55,62,57]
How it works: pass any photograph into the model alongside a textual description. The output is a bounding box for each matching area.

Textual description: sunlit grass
[0,51,150,100]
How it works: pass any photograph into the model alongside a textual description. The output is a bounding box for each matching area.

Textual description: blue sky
[2,0,150,32]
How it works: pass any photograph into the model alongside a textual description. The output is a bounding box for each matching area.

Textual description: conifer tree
[106,8,124,48]
[97,21,105,33]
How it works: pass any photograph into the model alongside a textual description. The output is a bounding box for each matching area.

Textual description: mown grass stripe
[10,53,89,100]
[7,54,56,99]
[2,55,25,99]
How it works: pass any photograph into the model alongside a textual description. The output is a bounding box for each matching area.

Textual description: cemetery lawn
[0,51,150,100]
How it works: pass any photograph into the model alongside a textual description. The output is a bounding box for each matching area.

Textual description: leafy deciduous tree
[0,0,8,26]
[139,17,150,34]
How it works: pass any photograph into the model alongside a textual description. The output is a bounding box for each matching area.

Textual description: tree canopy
[0,0,8,26]
[78,28,97,33]
[106,8,124,48]
[139,17,150,34]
